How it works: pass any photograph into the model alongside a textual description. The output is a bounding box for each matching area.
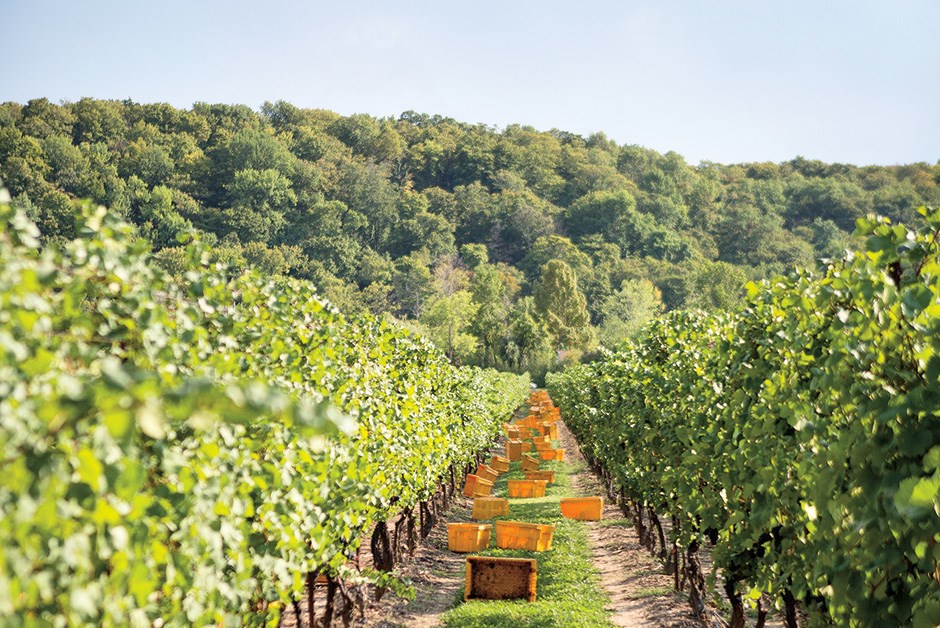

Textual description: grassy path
[373,405,698,627]
[440,453,613,628]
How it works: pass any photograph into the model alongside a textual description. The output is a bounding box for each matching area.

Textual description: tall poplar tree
[532,259,595,353]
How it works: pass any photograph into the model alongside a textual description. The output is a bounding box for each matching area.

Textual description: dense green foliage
[547,207,940,626]
[0,189,528,626]
[3,98,938,377]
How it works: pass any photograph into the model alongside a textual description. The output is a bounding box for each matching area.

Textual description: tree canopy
[2,97,937,379]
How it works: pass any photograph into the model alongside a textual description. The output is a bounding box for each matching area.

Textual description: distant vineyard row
[0,189,528,626]
[548,207,940,626]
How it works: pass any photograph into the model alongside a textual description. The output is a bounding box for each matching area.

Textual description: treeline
[546,208,940,627]
[1,97,938,376]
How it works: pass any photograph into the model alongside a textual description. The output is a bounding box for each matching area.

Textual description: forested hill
[1,98,937,376]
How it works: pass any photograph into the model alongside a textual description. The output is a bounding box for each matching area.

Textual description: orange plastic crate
[524,470,555,483]
[463,474,494,497]
[494,520,555,551]
[539,449,564,461]
[448,523,492,552]
[476,464,499,483]
[506,440,523,461]
[465,556,537,602]
[507,479,548,498]
[521,455,541,472]
[560,497,603,521]
[489,455,510,473]
[471,496,510,520]
[475,477,494,497]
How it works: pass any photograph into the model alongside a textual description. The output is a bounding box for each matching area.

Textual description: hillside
[1,98,937,377]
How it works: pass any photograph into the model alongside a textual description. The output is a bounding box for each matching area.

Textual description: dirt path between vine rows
[557,421,701,628]
[366,493,474,627]
[277,485,476,628]
[282,413,708,627]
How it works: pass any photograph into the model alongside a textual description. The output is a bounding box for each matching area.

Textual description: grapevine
[548,207,940,626]
[0,189,528,625]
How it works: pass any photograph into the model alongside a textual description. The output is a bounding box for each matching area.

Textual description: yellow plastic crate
[560,497,603,521]
[494,520,554,551]
[524,470,555,483]
[506,440,523,461]
[507,479,548,498]
[465,555,537,602]
[489,455,510,473]
[448,523,492,552]
[476,464,499,483]
[471,496,510,520]
[521,454,541,472]
[463,474,494,497]
[539,449,564,461]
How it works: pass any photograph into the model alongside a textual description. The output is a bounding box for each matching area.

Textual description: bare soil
[557,421,701,628]
[365,492,475,627]
[277,485,478,628]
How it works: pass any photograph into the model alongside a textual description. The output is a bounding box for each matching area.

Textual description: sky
[2,0,937,166]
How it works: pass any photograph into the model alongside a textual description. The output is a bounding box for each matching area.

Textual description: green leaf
[76,448,104,488]
[895,476,940,515]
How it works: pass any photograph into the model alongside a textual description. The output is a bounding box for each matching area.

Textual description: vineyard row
[548,207,940,627]
[0,190,529,626]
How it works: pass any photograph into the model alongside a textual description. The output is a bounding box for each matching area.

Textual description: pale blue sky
[2,1,937,166]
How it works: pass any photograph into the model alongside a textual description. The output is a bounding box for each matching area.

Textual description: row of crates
[458,390,602,603]
[448,520,555,553]
[457,397,560,555]
[460,393,555,602]
[506,397,561,466]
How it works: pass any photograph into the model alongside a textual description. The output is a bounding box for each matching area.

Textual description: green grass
[442,454,614,627]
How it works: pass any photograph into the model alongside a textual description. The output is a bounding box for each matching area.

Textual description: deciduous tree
[533,259,595,353]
